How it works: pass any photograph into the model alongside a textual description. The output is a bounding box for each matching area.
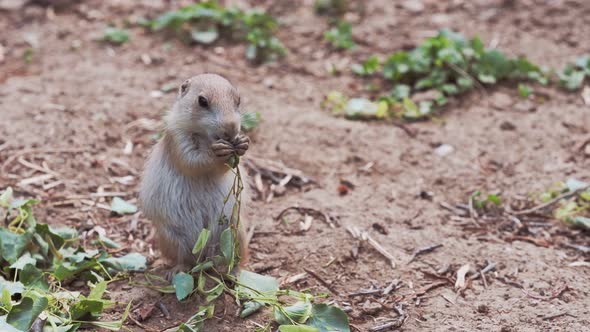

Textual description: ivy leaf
[110,197,137,215]
[173,272,194,301]
[571,216,590,230]
[241,112,261,132]
[565,178,588,192]
[190,27,219,44]
[0,187,13,208]
[9,252,36,270]
[71,299,105,320]
[0,229,33,264]
[0,316,21,332]
[192,229,211,255]
[102,27,129,45]
[237,270,279,317]
[307,304,350,332]
[0,278,25,296]
[6,296,49,331]
[205,282,224,302]
[274,300,313,325]
[219,228,234,265]
[100,252,147,272]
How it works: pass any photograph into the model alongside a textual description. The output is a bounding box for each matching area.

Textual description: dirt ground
[1,0,590,331]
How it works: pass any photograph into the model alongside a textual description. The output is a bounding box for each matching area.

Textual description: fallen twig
[303,268,340,296]
[368,315,406,332]
[275,206,336,228]
[347,226,396,268]
[407,244,443,264]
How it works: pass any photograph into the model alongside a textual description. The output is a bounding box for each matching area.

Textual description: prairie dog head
[166,73,242,143]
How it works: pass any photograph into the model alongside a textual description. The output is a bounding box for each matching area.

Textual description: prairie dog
[139,73,249,275]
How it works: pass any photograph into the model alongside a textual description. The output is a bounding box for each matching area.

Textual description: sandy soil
[1,0,589,331]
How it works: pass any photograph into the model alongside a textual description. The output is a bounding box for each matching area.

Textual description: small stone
[150,90,163,99]
[500,121,516,131]
[0,0,26,11]
[434,144,454,156]
[514,100,536,112]
[477,304,489,314]
[491,92,512,109]
[401,0,424,13]
[361,300,383,315]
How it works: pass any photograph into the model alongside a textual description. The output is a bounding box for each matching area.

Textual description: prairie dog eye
[198,96,209,108]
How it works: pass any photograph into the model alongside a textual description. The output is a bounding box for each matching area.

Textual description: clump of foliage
[314,0,349,16]
[540,179,590,230]
[0,187,146,331]
[154,157,349,331]
[140,1,285,62]
[326,29,550,120]
[559,56,590,91]
[241,112,262,132]
[101,27,129,45]
[324,20,355,50]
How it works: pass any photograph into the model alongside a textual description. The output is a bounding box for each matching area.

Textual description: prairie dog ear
[179,79,191,98]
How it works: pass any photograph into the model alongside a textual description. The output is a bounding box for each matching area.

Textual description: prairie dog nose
[217,123,239,142]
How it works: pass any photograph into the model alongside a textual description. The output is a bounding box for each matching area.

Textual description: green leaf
[237,271,279,296]
[102,27,129,45]
[192,229,211,255]
[100,252,147,272]
[205,282,224,302]
[307,304,350,332]
[95,234,121,249]
[190,27,219,44]
[220,228,234,264]
[559,70,585,91]
[324,20,355,50]
[173,272,194,301]
[555,201,578,221]
[35,223,69,249]
[240,301,264,318]
[6,296,49,331]
[344,98,380,119]
[0,278,24,296]
[566,178,588,192]
[570,216,590,230]
[110,197,137,215]
[71,299,105,320]
[0,187,13,208]
[89,281,108,300]
[0,316,21,332]
[518,84,532,98]
[241,112,261,131]
[20,265,48,291]
[486,194,502,206]
[0,229,33,264]
[279,326,319,332]
[274,300,313,325]
[390,84,410,100]
[9,252,36,270]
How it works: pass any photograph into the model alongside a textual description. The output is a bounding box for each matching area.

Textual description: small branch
[303,268,340,296]
[407,244,443,264]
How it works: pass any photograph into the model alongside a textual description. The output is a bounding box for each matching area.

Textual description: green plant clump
[0,187,146,331]
[324,20,355,50]
[559,56,590,91]
[542,179,590,230]
[101,27,129,45]
[141,1,286,62]
[329,29,550,120]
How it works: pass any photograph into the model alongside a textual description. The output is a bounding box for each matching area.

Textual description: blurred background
[1,0,589,331]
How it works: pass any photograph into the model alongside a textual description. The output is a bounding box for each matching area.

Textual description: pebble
[434,144,454,157]
[401,0,424,13]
